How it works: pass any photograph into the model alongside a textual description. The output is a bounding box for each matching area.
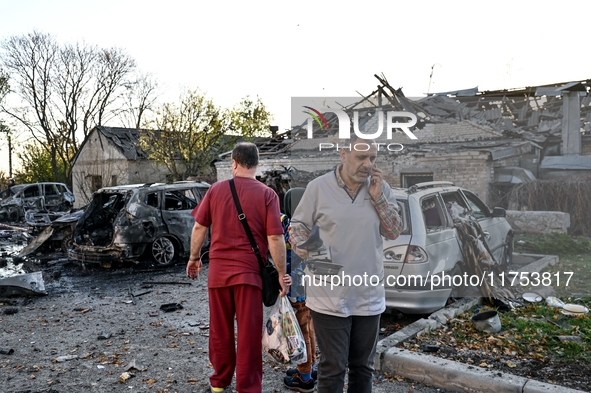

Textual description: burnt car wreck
[0,182,75,222]
[68,181,210,268]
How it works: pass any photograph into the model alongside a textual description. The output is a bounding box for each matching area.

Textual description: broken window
[44,184,58,196]
[441,192,470,223]
[164,190,197,211]
[462,191,489,220]
[145,192,158,208]
[421,195,446,231]
[23,185,40,198]
[396,199,411,235]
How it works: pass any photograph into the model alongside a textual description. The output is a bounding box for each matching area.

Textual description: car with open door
[383,181,513,314]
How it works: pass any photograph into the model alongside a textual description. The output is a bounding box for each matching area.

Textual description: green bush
[515,233,591,256]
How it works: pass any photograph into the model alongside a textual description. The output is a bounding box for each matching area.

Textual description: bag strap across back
[229,178,266,271]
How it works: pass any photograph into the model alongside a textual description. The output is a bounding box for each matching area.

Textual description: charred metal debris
[68,181,210,268]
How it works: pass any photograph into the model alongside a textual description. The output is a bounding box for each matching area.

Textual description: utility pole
[7,133,12,177]
[0,123,12,177]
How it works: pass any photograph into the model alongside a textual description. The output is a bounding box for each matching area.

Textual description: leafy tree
[139,90,225,181]
[228,96,273,137]
[13,141,66,184]
[139,91,273,181]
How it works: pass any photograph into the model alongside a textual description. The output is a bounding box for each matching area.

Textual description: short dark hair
[232,142,259,169]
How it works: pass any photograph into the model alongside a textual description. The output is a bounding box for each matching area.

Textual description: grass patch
[539,253,591,298]
[406,237,591,367]
[515,233,591,256]
[413,299,591,364]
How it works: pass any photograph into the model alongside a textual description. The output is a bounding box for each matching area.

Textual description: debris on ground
[0,271,47,296]
[160,303,183,312]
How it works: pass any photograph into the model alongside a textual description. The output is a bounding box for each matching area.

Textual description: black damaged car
[68,181,210,268]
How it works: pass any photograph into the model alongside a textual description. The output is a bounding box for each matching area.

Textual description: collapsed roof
[288,75,591,149]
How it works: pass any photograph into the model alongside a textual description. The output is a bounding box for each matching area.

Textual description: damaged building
[215,76,591,209]
[71,126,171,208]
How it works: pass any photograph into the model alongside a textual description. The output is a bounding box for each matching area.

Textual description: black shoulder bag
[229,178,281,307]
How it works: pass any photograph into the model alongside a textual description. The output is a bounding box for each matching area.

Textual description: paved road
[0,255,453,392]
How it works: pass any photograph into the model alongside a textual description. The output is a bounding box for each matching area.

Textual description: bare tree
[0,31,137,186]
[121,72,160,129]
[0,67,8,99]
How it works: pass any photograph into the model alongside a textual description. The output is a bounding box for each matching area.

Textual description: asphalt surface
[0,254,454,393]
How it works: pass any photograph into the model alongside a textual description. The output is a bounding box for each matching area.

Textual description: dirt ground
[0,251,452,393]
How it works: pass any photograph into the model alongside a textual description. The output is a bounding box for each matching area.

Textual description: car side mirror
[491,207,506,218]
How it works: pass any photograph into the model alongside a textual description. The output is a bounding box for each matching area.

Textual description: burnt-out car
[68,181,210,268]
[0,182,75,222]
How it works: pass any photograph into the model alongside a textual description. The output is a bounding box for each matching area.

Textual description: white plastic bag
[261,297,307,364]
[280,296,307,365]
[262,299,290,363]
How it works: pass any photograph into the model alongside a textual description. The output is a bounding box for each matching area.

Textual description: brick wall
[218,150,495,204]
[215,157,342,182]
[583,136,591,156]
[379,151,492,203]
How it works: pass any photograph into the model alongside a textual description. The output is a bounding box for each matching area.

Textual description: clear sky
[1,0,589,173]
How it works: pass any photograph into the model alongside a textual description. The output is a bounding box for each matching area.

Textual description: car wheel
[8,207,19,222]
[61,234,73,253]
[500,234,513,270]
[151,236,177,266]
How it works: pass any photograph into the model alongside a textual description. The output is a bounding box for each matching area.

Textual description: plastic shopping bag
[280,296,307,364]
[262,299,290,363]
[261,297,307,364]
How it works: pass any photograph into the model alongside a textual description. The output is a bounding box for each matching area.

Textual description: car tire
[151,236,178,266]
[500,233,513,271]
[8,207,19,222]
[61,234,73,253]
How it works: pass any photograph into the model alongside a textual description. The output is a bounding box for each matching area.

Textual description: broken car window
[164,190,197,211]
[145,192,158,208]
[44,184,58,196]
[462,191,489,220]
[441,192,471,223]
[421,195,446,231]
[23,186,40,198]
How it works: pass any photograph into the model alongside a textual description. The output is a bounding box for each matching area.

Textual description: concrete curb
[375,253,587,393]
[380,347,585,393]
[514,254,559,274]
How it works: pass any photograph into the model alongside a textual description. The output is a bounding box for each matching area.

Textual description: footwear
[286,368,317,382]
[284,373,315,392]
[210,385,230,393]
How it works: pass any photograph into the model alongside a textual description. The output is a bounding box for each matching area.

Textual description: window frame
[419,193,449,232]
[460,190,491,220]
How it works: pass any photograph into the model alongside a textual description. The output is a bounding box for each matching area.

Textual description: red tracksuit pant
[208,284,263,393]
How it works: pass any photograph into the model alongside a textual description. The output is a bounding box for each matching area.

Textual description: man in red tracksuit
[187,142,289,393]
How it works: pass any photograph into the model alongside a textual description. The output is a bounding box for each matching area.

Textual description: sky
[1,0,590,174]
